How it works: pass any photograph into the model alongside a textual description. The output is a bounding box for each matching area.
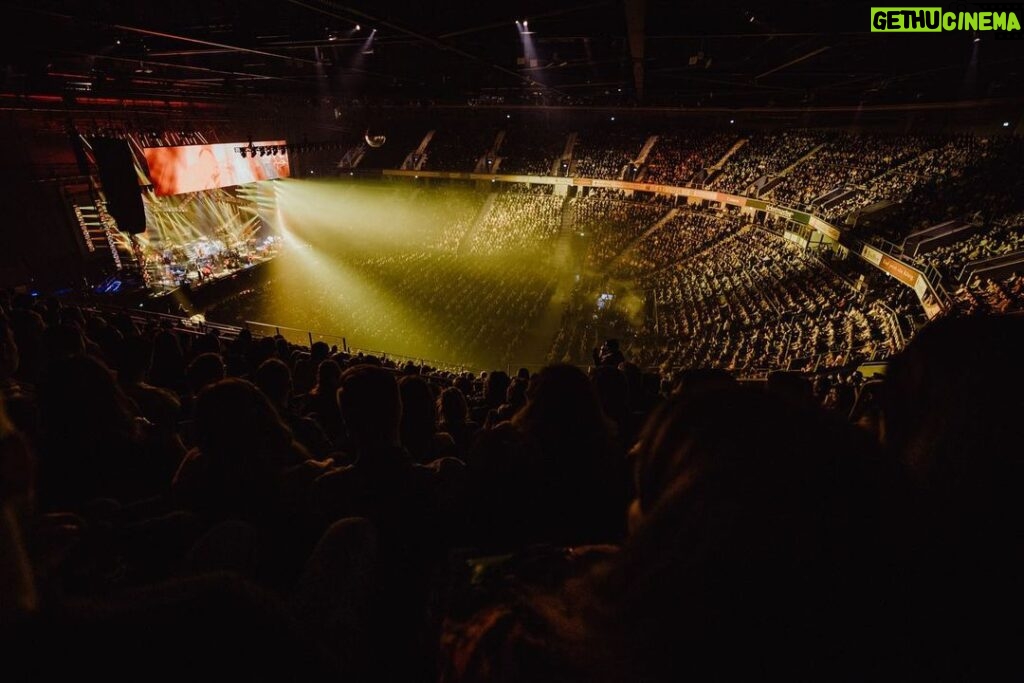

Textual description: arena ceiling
[3,0,1023,111]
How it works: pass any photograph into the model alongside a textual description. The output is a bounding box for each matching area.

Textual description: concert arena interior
[2,1,1023,680]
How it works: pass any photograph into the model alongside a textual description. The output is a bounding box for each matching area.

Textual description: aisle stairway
[455,192,497,255]
[702,137,747,186]
[607,207,678,269]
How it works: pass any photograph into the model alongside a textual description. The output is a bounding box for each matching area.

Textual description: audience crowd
[709,130,818,193]
[637,227,901,372]
[468,186,564,254]
[496,126,567,176]
[3,288,1022,681]
[572,127,648,179]
[572,191,671,269]
[641,132,734,187]
[422,127,497,173]
[614,206,742,278]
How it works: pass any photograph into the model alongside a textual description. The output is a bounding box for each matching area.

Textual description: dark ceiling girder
[756,46,832,80]
[624,0,646,102]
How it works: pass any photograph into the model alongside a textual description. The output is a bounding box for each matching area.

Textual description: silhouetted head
[590,385,894,680]
[315,359,342,393]
[484,370,511,408]
[193,379,293,511]
[310,341,330,362]
[590,365,629,427]
[195,378,291,461]
[439,386,469,427]
[337,365,401,450]
[187,353,226,395]
[254,358,292,411]
[398,375,437,455]
[513,364,610,457]
[766,370,815,408]
[38,354,136,444]
[883,314,1024,502]
[505,378,528,410]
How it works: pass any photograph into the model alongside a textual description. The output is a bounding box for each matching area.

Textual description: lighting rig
[234,141,348,158]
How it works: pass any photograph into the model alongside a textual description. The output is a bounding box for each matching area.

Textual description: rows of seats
[953,274,1024,314]
[468,186,564,253]
[614,206,743,278]
[920,214,1024,282]
[572,191,671,269]
[642,132,734,186]
[572,126,648,179]
[497,125,567,176]
[423,127,496,172]
[639,228,899,371]
[378,126,1023,263]
[769,133,929,208]
[709,131,819,193]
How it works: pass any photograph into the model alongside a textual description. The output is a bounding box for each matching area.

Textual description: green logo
[871,7,1022,32]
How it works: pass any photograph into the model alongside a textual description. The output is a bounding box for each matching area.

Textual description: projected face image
[144,141,290,196]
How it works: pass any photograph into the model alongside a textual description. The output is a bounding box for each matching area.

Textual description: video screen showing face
[143,141,290,196]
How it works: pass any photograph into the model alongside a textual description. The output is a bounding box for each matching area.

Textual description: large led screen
[143,141,290,196]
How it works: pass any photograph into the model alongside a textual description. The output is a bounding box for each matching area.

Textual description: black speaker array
[90,137,147,234]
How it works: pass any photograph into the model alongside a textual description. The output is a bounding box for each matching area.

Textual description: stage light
[730,119,735,124]
[355,24,360,31]
[523,20,528,29]
[610,116,615,121]
[1004,121,1011,127]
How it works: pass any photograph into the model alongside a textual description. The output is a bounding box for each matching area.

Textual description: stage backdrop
[143,141,290,196]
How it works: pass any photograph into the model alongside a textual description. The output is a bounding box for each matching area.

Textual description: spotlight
[355,24,361,31]
[1003,121,1011,127]
[610,116,615,121]
[524,20,528,29]
[974,35,981,43]
[730,119,735,124]
[506,114,511,119]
